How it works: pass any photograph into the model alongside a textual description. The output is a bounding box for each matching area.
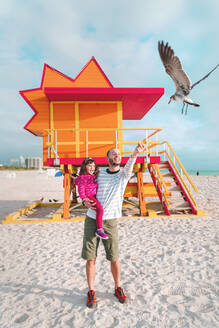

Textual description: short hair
[106,148,117,158]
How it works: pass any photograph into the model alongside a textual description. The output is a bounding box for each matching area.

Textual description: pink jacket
[74,174,97,199]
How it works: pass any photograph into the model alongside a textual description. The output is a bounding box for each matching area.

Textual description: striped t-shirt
[87,157,136,220]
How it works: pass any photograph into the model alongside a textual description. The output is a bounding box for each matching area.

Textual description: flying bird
[158,41,219,114]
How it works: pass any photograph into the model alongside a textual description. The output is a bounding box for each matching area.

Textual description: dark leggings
[87,196,103,230]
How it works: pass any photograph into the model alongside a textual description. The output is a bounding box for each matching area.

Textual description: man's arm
[83,198,96,209]
[123,142,145,179]
[131,142,145,158]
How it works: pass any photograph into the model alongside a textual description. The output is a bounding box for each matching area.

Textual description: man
[82,142,145,308]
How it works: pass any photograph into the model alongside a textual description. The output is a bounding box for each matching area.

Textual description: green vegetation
[0,166,38,170]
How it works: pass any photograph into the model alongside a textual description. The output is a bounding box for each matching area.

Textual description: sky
[0,0,218,170]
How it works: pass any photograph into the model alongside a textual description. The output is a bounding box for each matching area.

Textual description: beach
[0,171,218,327]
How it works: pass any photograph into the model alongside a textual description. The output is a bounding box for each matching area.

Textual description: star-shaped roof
[20,57,164,136]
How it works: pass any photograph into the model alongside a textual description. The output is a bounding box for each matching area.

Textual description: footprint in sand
[14,313,29,324]
[199,303,215,313]
[169,283,186,295]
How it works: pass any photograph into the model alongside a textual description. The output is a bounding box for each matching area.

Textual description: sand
[0,171,218,327]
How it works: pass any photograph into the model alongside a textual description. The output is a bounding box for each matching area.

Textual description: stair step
[169,201,191,210]
[167,185,182,192]
[158,163,169,169]
[162,172,173,178]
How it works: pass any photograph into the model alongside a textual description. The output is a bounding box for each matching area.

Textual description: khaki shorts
[81,216,118,262]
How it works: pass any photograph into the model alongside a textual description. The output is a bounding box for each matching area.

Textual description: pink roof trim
[44,87,164,120]
[47,156,146,166]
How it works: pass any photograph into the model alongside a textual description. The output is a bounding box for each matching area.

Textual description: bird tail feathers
[184,100,200,107]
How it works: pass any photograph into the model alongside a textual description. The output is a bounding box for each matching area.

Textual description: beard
[109,158,121,166]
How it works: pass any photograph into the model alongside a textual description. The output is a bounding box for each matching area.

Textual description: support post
[72,183,77,204]
[137,167,146,216]
[63,165,71,219]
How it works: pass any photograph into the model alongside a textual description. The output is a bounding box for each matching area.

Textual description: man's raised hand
[132,142,145,157]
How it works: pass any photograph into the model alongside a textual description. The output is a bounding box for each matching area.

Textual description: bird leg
[181,103,185,114]
[185,103,188,115]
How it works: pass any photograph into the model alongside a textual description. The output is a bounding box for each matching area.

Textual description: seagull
[158,41,219,114]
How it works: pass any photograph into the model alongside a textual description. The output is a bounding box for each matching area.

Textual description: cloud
[0,0,218,168]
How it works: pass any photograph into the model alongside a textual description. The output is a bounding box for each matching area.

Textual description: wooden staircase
[148,161,197,215]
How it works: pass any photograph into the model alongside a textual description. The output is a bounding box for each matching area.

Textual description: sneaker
[95,228,109,240]
[114,287,128,304]
[87,290,97,308]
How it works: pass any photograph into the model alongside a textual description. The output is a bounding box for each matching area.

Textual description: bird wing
[191,64,219,89]
[158,41,191,95]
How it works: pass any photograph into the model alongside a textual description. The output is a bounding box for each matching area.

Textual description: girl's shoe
[95,228,109,240]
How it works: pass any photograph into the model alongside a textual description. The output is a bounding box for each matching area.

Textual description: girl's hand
[83,198,96,210]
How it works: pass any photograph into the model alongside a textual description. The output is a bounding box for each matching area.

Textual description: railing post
[55,129,58,159]
[48,132,50,158]
[115,129,118,148]
[164,143,166,161]
[146,130,148,163]
[137,170,146,216]
[63,165,71,219]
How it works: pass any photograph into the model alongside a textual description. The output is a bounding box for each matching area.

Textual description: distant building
[25,157,42,169]
[19,155,25,167]
[10,158,20,165]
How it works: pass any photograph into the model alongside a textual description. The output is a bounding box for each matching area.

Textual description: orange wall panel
[73,61,112,88]
[79,103,119,157]
[24,90,50,134]
[42,66,75,89]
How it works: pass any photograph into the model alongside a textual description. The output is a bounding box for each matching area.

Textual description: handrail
[45,128,117,132]
[146,141,161,150]
[165,151,198,208]
[45,127,161,132]
[122,128,161,131]
[154,164,169,198]
[148,140,198,193]
[146,129,162,140]
[149,164,170,209]
[153,164,170,207]
[44,127,161,158]
[161,141,198,192]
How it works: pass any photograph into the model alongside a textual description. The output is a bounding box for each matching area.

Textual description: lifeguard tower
[10,57,204,223]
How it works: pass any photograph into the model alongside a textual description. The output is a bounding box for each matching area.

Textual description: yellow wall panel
[53,103,76,158]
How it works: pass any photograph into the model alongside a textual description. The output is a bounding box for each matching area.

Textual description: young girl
[74,158,108,240]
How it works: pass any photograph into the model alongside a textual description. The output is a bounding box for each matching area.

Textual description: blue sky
[0,0,218,170]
